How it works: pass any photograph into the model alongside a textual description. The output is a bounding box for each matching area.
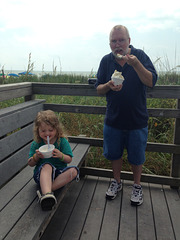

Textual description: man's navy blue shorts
[103,124,148,165]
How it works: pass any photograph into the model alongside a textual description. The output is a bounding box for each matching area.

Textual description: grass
[0,71,179,176]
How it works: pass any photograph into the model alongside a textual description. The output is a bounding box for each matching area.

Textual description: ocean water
[4,70,94,77]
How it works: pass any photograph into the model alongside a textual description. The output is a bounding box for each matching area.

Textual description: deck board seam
[149,183,158,240]
[163,186,177,240]
[79,176,99,239]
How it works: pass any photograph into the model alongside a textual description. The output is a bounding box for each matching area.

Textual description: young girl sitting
[28,110,79,211]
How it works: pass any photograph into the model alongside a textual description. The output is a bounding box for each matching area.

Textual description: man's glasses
[110,39,129,45]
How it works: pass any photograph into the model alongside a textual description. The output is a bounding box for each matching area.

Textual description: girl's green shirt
[29,137,73,175]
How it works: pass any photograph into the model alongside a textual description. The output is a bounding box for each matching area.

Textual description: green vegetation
[0,71,179,176]
[0,72,88,85]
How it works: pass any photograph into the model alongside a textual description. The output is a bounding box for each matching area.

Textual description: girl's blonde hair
[33,110,66,143]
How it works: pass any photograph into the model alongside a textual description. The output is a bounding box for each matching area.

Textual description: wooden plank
[68,136,103,147]
[32,83,180,99]
[0,143,31,187]
[137,182,156,240]
[163,186,180,239]
[0,124,33,162]
[0,179,37,240]
[0,101,44,137]
[68,136,180,154]
[3,192,50,240]
[99,178,121,240]
[68,143,90,168]
[119,180,136,240]
[4,182,74,240]
[146,142,180,154]
[171,99,180,179]
[44,103,180,119]
[0,99,44,118]
[1,83,180,102]
[32,83,97,97]
[80,167,180,186]
[40,177,85,240]
[43,103,106,115]
[148,108,180,118]
[59,175,98,240]
[44,103,180,118]
[80,177,109,240]
[0,82,32,101]
[0,82,179,100]
[69,142,77,151]
[146,85,180,99]
[7,181,81,240]
[0,106,42,137]
[149,183,175,239]
[0,166,33,211]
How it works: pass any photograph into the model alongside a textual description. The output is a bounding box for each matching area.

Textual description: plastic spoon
[47,136,50,149]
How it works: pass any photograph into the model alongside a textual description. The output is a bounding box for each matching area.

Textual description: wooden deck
[40,176,180,240]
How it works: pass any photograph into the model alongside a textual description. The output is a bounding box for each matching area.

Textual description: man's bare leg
[112,158,123,183]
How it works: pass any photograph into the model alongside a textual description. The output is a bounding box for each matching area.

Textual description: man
[95,25,157,206]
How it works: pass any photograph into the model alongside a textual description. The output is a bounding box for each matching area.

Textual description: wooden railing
[0,82,180,187]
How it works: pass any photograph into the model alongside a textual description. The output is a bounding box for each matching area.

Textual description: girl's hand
[36,149,44,159]
[52,148,62,159]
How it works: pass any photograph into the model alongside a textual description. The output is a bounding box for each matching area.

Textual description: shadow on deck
[41,176,180,240]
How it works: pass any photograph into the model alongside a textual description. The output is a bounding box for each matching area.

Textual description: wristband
[61,153,64,162]
[33,154,38,163]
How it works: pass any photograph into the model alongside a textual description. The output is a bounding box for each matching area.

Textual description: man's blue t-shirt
[95,45,158,130]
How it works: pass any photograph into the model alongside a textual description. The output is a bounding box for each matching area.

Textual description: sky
[0,0,180,73]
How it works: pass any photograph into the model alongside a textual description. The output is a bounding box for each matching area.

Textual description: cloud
[0,0,180,71]
[111,4,180,33]
[1,0,180,40]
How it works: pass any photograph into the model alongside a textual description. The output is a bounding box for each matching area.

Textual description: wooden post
[171,99,180,188]
[24,94,35,101]
[25,82,35,101]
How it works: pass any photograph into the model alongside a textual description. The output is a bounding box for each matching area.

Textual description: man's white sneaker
[106,180,122,200]
[130,184,143,206]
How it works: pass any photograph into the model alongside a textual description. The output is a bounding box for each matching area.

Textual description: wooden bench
[0,100,90,240]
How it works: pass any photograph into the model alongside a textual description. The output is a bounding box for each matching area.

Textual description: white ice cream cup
[112,77,124,86]
[39,144,55,158]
